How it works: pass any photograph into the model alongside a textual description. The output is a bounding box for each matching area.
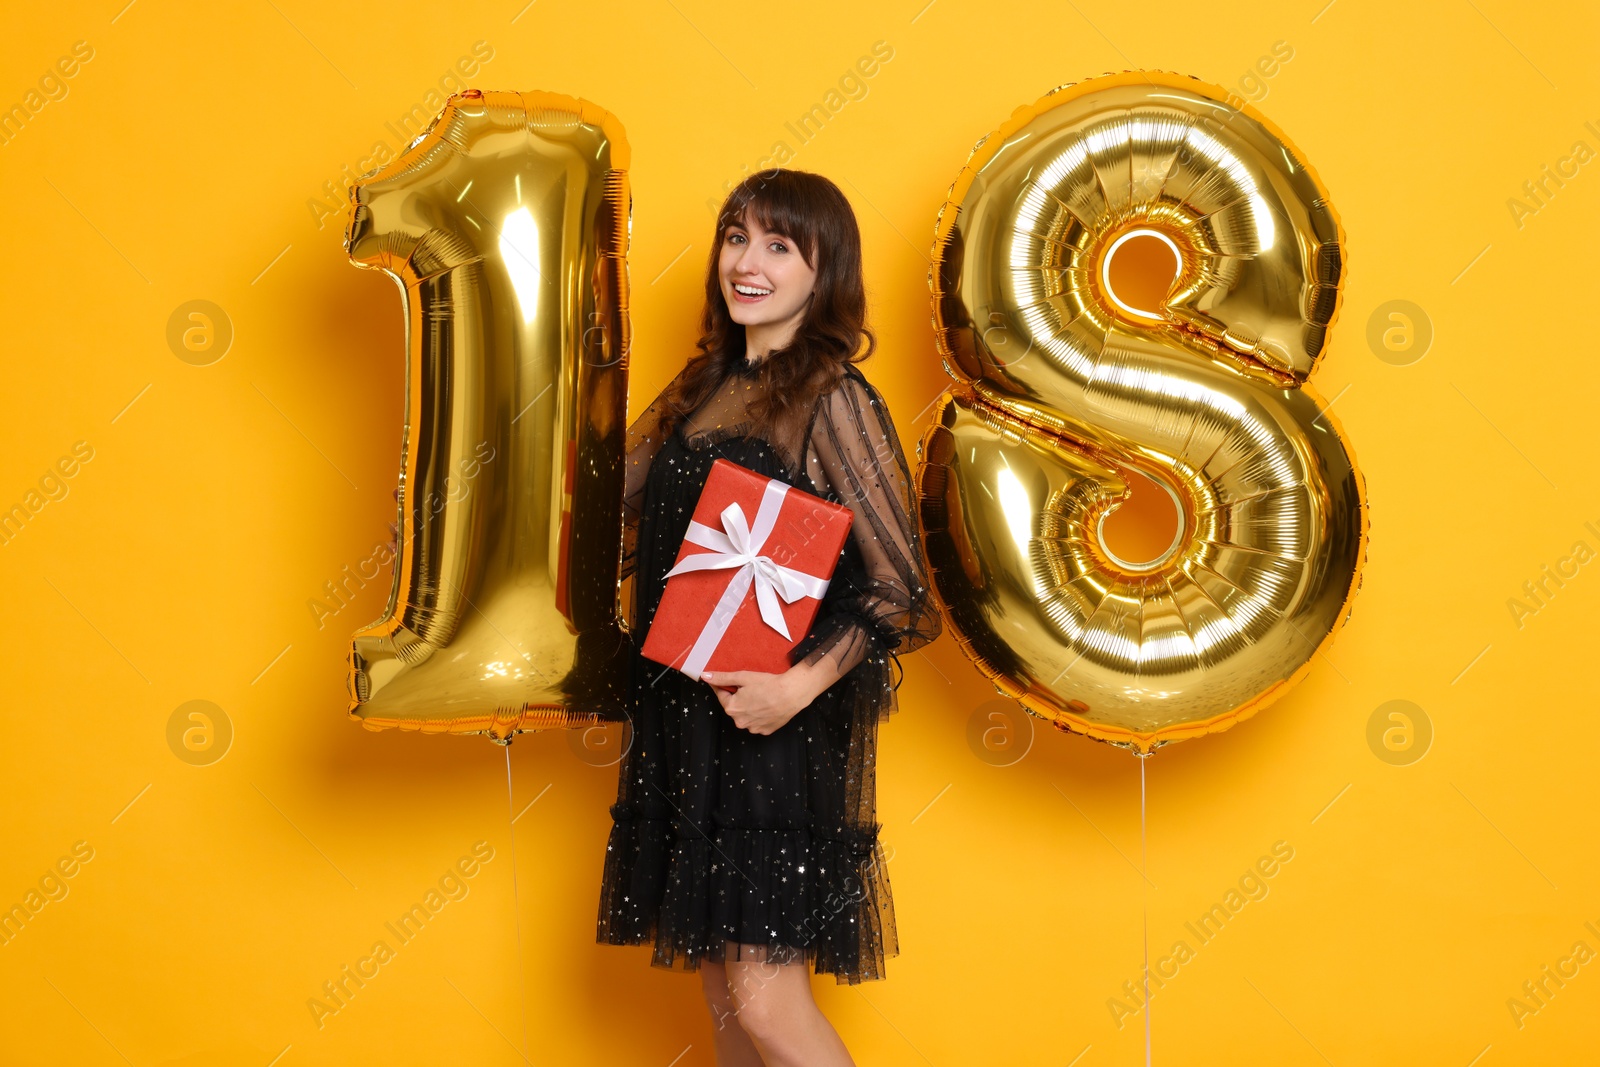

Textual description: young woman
[595,169,942,1065]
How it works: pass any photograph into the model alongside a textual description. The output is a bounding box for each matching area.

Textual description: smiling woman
[720,216,819,349]
[660,170,880,446]
[597,169,941,1066]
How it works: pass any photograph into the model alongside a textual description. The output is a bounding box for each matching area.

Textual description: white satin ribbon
[663,478,832,678]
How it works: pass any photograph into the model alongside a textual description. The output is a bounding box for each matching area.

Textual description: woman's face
[718,214,817,334]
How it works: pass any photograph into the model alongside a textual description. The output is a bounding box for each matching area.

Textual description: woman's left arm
[704,369,943,734]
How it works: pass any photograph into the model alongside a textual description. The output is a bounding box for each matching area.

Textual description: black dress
[595,353,942,984]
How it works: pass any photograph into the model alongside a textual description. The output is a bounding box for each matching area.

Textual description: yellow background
[3,1,1597,1063]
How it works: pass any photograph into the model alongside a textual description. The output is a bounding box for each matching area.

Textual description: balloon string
[504,742,532,1064]
[1141,752,1151,1067]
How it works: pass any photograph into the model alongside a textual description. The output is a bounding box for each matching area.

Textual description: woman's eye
[771,242,787,253]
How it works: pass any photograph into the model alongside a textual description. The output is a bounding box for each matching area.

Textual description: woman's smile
[730,281,773,303]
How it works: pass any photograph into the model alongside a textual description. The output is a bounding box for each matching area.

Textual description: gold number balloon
[344,90,632,740]
[915,72,1368,752]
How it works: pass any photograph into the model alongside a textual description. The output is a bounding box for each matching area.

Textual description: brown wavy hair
[655,169,876,443]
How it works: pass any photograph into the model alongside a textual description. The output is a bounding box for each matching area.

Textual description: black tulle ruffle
[596,788,897,982]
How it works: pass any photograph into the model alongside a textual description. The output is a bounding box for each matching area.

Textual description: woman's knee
[699,961,741,1027]
[726,959,804,1038]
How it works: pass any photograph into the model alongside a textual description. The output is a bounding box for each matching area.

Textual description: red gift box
[639,457,854,678]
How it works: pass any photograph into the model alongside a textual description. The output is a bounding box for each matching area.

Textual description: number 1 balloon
[343,90,632,740]
[915,72,1368,752]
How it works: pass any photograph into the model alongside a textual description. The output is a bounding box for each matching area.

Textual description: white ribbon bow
[663,478,831,678]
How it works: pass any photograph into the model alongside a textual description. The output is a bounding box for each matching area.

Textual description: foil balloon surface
[344,90,632,740]
[915,71,1368,752]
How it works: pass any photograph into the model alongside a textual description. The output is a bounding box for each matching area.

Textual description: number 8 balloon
[343,90,632,740]
[915,72,1368,753]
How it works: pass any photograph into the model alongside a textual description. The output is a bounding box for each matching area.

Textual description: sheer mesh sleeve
[793,366,942,687]
[617,367,700,646]
[620,362,698,616]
